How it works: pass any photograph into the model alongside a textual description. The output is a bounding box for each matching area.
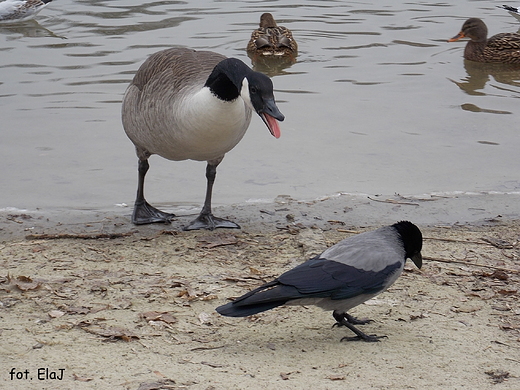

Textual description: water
[1,0,520,216]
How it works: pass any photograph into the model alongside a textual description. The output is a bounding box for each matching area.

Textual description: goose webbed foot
[332,310,386,343]
[132,200,175,225]
[183,212,240,231]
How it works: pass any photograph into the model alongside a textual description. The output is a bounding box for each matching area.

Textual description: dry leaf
[197,234,238,248]
[481,237,514,249]
[136,379,176,390]
[497,289,517,295]
[10,275,41,291]
[410,313,429,321]
[200,361,225,368]
[66,306,91,315]
[198,312,212,325]
[485,370,510,384]
[328,375,346,381]
[200,294,218,301]
[177,286,198,300]
[139,311,177,324]
[48,310,65,318]
[467,291,495,300]
[77,322,139,341]
[450,304,482,313]
[111,298,132,310]
[489,271,509,281]
[249,267,262,275]
[73,373,93,382]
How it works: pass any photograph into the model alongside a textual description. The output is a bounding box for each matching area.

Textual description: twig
[336,228,361,234]
[190,345,225,352]
[424,256,520,274]
[423,236,490,245]
[25,231,136,240]
[367,197,419,206]
[141,230,179,241]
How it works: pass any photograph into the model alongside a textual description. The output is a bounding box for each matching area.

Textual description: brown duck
[448,18,520,63]
[246,13,298,58]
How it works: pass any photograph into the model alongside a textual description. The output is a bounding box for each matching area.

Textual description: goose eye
[250,85,258,94]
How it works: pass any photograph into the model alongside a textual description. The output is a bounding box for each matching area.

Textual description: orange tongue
[265,113,281,138]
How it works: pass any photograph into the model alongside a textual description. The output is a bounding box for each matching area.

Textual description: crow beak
[411,252,422,269]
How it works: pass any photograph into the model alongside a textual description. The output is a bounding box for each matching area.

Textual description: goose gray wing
[130,48,226,93]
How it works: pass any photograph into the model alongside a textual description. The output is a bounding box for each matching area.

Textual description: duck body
[217,221,423,342]
[0,0,52,23]
[247,13,297,58]
[449,18,520,64]
[122,47,284,230]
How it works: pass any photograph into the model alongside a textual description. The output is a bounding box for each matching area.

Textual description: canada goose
[122,47,284,230]
[0,0,52,22]
[448,18,520,63]
[247,13,298,59]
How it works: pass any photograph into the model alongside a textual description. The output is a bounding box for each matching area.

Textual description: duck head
[448,18,488,43]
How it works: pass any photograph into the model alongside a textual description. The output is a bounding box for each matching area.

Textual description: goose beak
[260,98,284,139]
[448,32,465,42]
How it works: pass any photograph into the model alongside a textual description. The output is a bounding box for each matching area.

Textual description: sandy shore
[1,193,519,389]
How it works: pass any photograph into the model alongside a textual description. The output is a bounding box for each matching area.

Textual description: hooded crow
[216,221,423,342]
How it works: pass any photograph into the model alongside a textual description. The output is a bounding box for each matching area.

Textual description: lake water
[1,0,519,217]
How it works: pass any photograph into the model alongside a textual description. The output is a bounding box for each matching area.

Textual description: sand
[1,194,519,389]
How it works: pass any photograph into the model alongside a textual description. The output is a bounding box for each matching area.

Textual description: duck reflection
[450,59,520,96]
[248,53,297,77]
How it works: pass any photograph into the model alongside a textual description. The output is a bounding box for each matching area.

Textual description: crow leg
[332,310,387,342]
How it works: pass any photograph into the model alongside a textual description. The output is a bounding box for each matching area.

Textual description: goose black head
[206,57,284,138]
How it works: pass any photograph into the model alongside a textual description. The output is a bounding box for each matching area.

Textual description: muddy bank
[1,193,519,389]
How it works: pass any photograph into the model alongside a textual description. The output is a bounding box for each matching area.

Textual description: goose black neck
[205,58,252,101]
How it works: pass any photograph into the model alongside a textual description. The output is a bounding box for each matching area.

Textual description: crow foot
[332,310,386,343]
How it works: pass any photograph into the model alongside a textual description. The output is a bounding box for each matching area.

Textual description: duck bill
[448,32,465,42]
[259,98,284,138]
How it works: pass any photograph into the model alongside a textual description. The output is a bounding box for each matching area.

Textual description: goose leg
[132,159,175,225]
[332,310,386,342]
[184,161,240,231]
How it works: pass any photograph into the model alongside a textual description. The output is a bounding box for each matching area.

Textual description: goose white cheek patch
[240,78,254,110]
